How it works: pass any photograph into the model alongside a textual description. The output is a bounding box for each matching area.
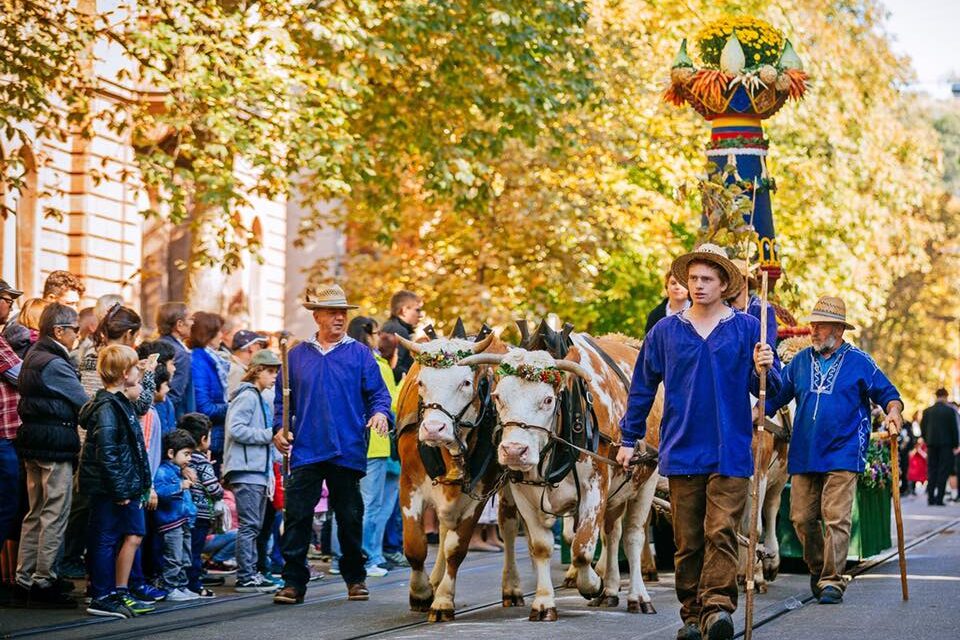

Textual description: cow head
[460,349,591,472]
[397,331,496,449]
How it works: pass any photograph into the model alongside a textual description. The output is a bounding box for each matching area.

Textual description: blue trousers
[0,438,19,542]
[360,458,393,568]
[86,500,145,599]
[187,519,210,592]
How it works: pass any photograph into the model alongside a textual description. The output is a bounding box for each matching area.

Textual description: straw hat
[671,243,744,299]
[302,284,358,310]
[731,259,759,289]
[801,296,855,330]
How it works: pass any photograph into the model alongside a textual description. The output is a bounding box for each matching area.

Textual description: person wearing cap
[271,284,392,605]
[765,296,902,605]
[0,279,25,545]
[617,243,780,640]
[227,329,268,396]
[224,348,282,593]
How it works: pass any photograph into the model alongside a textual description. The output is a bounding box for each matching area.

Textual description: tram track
[8,515,958,640]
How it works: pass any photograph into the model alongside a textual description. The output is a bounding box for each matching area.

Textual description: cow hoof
[529,607,559,621]
[502,593,525,607]
[588,595,619,608]
[642,571,659,583]
[409,594,434,612]
[758,583,768,594]
[562,577,577,589]
[763,564,780,582]
[630,600,656,614]
[427,608,455,623]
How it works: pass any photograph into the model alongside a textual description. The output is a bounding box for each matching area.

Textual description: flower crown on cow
[496,362,565,387]
[414,349,475,369]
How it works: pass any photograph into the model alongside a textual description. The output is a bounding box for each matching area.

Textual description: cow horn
[458,353,504,368]
[423,324,438,340]
[554,359,592,381]
[470,332,495,353]
[397,334,424,355]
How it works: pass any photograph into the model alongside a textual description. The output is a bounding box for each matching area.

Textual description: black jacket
[644,298,669,334]
[382,316,415,383]
[16,337,89,462]
[921,402,960,449]
[78,389,151,501]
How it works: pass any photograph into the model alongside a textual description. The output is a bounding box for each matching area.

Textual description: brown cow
[395,334,523,622]
[460,332,661,621]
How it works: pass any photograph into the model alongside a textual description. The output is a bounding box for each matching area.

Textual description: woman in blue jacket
[189,312,229,467]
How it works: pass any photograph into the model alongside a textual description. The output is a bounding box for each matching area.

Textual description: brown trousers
[790,471,858,592]
[669,474,749,627]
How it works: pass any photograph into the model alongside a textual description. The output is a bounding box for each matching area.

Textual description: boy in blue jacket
[155,429,198,601]
[179,413,224,596]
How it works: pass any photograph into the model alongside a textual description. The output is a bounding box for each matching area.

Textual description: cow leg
[428,515,476,623]
[514,494,558,621]
[403,492,433,611]
[571,475,604,601]
[589,508,621,609]
[429,523,448,591]
[561,517,577,588]
[762,471,787,582]
[624,477,657,614]
[753,474,769,593]
[641,517,658,582]
[498,486,524,607]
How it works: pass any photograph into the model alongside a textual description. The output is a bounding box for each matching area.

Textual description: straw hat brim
[303,302,359,310]
[671,250,745,300]
[800,312,856,331]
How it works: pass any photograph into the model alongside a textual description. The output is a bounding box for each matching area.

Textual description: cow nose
[499,442,529,460]
[423,420,447,437]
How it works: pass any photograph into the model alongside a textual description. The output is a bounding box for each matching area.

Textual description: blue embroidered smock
[621,310,782,477]
[765,342,901,474]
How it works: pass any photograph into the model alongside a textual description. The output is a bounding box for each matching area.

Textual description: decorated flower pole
[664,17,808,287]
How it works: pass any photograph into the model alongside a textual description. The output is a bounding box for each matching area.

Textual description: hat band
[811,310,846,321]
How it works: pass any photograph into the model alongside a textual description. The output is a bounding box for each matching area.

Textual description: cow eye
[460,380,472,389]
[543,396,553,407]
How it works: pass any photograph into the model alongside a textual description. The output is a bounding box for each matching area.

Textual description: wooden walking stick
[744,269,769,640]
[279,331,292,477]
[869,428,909,600]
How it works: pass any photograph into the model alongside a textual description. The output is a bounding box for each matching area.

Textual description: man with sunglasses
[13,303,89,608]
[0,280,25,547]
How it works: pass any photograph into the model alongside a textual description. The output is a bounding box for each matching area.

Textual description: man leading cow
[618,243,780,640]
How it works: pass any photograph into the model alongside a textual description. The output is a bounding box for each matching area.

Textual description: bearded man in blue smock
[617,244,780,640]
[765,296,902,606]
[271,285,393,605]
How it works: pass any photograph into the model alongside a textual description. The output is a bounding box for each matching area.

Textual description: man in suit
[156,302,195,419]
[920,388,960,506]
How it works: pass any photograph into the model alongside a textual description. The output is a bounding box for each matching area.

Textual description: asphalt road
[2,494,957,640]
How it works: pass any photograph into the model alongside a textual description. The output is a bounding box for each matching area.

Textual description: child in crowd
[178,413,224,597]
[154,429,198,601]
[224,350,281,593]
[78,345,154,618]
[137,340,178,434]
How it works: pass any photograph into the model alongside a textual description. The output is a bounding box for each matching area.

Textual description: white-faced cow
[394,331,523,622]
[460,331,661,621]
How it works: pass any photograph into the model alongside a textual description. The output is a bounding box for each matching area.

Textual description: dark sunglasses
[55,324,80,332]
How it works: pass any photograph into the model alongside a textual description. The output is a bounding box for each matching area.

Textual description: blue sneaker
[116,590,156,615]
[818,585,843,604]
[132,583,167,602]
[260,572,283,587]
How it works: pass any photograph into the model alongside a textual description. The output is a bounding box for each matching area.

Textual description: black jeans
[927,445,954,504]
[281,461,366,592]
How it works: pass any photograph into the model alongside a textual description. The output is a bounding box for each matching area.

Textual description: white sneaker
[167,588,200,601]
[365,565,388,578]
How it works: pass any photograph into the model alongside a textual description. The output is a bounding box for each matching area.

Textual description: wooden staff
[744,269,769,640]
[877,430,909,600]
[279,332,291,477]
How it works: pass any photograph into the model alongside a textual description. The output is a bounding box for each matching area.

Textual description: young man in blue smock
[271,284,393,604]
[617,244,780,640]
[765,296,902,605]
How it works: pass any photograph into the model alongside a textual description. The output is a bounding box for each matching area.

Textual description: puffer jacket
[78,389,151,502]
[154,460,196,531]
[223,382,274,479]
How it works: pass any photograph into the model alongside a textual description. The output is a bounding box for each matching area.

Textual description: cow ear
[475,323,493,342]
[535,319,552,340]
[423,324,438,340]
[450,317,467,339]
